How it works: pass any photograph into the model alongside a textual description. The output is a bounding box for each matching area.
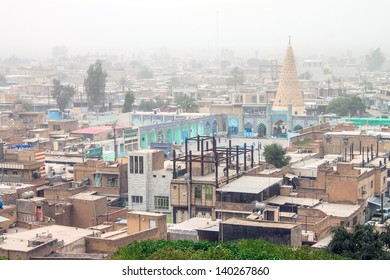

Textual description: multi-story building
[128,149,172,214]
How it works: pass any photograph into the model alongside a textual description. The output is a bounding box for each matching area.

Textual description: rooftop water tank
[0,200,3,209]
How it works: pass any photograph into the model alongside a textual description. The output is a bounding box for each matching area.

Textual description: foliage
[117,76,130,93]
[138,97,169,112]
[263,143,291,168]
[52,45,68,60]
[298,71,312,80]
[122,91,135,113]
[366,48,385,71]
[228,66,245,90]
[0,73,6,86]
[13,99,33,111]
[327,225,390,260]
[293,139,312,147]
[326,96,365,117]
[175,94,199,113]
[84,60,107,111]
[138,66,154,79]
[111,239,345,260]
[51,79,75,112]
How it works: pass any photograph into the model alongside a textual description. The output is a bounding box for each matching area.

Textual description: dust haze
[0,0,389,60]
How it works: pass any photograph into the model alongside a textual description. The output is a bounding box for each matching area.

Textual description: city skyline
[1,0,389,60]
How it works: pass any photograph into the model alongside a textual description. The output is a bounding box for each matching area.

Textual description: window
[107,177,118,187]
[154,196,169,209]
[94,173,102,187]
[129,156,134,173]
[53,125,61,131]
[130,156,143,174]
[131,196,143,203]
[153,175,157,178]
[12,170,18,175]
[139,156,143,174]
[195,185,202,199]
[205,186,213,200]
[371,180,373,189]
[162,175,166,178]
[251,96,257,103]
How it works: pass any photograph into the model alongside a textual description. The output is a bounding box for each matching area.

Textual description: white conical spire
[272,42,305,115]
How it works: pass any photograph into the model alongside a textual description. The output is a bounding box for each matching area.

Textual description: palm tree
[117,76,130,93]
[229,66,245,91]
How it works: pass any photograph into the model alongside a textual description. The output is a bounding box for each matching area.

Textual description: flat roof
[268,196,320,207]
[0,225,94,252]
[313,203,361,218]
[71,126,112,135]
[223,218,299,229]
[72,125,128,135]
[168,217,219,231]
[129,211,165,217]
[216,176,282,194]
[70,192,105,201]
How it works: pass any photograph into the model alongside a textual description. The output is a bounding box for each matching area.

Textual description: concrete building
[0,225,95,260]
[221,218,302,246]
[127,149,172,214]
[73,159,128,206]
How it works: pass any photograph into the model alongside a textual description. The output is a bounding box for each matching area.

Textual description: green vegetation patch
[111,239,346,260]
[293,139,313,146]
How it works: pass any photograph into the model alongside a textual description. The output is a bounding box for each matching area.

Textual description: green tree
[366,48,385,71]
[138,97,168,112]
[84,60,107,111]
[122,91,135,113]
[263,143,291,168]
[228,66,245,90]
[51,79,75,112]
[13,99,33,111]
[298,71,312,80]
[117,76,130,93]
[220,60,231,69]
[139,66,154,79]
[175,95,199,113]
[0,73,6,86]
[328,225,390,260]
[326,96,365,117]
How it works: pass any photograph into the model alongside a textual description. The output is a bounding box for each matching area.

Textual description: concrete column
[266,103,272,138]
[287,104,293,132]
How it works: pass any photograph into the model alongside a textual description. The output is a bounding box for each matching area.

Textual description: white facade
[127,149,172,213]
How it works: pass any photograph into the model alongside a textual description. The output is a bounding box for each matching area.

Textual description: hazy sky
[1,0,389,60]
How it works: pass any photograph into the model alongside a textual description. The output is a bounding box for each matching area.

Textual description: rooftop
[268,195,320,207]
[217,176,282,194]
[223,218,299,229]
[168,217,219,231]
[71,126,113,135]
[0,225,94,252]
[313,203,361,218]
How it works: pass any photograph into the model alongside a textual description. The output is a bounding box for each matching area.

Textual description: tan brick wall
[85,227,161,255]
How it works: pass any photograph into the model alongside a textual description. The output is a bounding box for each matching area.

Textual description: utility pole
[113,122,117,162]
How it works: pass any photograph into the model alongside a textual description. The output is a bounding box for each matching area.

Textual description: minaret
[272,39,305,115]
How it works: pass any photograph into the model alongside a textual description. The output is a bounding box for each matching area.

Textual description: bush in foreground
[112,239,346,260]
